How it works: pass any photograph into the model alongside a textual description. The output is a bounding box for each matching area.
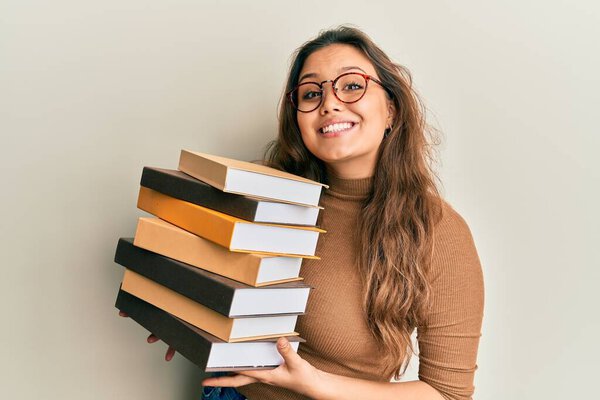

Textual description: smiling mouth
[319,122,356,134]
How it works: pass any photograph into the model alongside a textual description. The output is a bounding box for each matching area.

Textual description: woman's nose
[319,82,343,114]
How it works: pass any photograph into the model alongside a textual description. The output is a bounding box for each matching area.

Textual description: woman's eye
[343,82,363,91]
[302,91,322,100]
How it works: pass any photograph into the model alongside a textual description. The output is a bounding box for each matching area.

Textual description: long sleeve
[417,203,485,400]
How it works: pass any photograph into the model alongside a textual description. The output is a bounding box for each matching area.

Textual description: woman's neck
[325,159,375,180]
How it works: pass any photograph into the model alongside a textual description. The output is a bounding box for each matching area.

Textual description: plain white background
[1,1,598,399]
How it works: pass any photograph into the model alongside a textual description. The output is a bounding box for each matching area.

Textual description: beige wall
[1,1,598,398]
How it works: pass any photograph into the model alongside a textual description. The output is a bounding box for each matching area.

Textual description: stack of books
[114,150,326,372]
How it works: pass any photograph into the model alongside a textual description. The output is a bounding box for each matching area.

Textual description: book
[121,269,299,342]
[114,238,312,317]
[134,217,306,287]
[137,186,324,257]
[178,150,326,207]
[140,167,321,226]
[115,289,304,372]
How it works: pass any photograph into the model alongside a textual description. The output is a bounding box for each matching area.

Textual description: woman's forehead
[299,44,377,80]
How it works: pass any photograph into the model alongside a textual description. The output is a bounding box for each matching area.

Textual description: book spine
[115,289,213,371]
[140,167,260,222]
[114,238,236,316]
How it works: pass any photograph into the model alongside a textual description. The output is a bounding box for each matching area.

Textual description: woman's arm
[417,204,484,399]
[201,337,445,400]
[316,371,445,400]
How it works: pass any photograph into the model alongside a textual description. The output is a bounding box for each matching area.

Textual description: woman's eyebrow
[298,66,368,83]
[339,65,367,74]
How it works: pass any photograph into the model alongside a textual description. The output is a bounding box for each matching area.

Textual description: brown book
[134,217,307,286]
[137,186,325,257]
[121,269,299,342]
[178,150,327,207]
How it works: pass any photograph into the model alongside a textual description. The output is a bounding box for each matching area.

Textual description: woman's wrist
[303,368,331,400]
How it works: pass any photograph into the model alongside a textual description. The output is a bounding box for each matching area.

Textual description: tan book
[137,186,325,256]
[121,269,300,343]
[133,217,306,287]
[178,150,327,207]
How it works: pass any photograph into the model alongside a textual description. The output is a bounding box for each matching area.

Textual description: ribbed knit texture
[237,175,484,400]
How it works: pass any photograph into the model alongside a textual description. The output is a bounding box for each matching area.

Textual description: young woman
[175,26,483,400]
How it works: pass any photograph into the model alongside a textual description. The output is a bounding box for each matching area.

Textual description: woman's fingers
[202,373,258,388]
[121,314,176,362]
[146,334,176,361]
[146,334,160,343]
[165,346,176,361]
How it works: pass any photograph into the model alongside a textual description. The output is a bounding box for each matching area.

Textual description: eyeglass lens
[292,73,367,112]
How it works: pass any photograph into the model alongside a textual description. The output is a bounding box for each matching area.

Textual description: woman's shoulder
[436,199,475,242]
[429,198,482,281]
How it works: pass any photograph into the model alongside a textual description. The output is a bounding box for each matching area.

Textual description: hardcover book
[137,186,325,257]
[141,167,321,226]
[134,217,306,287]
[178,150,326,207]
[114,238,312,317]
[115,289,304,372]
[121,269,300,342]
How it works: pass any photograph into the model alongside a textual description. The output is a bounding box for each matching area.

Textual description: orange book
[137,186,325,257]
[121,269,299,342]
[134,217,307,287]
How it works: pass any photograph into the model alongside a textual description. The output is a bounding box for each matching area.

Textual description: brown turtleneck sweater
[238,175,484,400]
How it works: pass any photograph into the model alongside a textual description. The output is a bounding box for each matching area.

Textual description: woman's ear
[386,100,396,129]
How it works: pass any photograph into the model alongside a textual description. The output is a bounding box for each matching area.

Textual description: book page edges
[227,332,299,343]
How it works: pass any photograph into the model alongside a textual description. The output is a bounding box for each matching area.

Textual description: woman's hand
[118,311,177,361]
[201,337,325,399]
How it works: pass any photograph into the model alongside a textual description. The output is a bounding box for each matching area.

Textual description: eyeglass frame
[286,72,391,113]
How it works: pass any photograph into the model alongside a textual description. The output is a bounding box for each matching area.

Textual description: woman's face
[296,44,394,178]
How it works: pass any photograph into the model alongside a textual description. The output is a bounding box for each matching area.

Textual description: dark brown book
[141,167,320,226]
[115,289,304,372]
[114,238,311,317]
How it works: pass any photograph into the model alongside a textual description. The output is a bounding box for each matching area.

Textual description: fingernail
[277,337,288,348]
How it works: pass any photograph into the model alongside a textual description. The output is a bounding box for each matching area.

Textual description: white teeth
[321,122,353,133]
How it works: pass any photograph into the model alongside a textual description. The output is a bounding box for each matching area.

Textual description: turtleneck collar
[325,173,373,198]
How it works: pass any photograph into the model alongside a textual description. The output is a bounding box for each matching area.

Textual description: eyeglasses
[287,72,389,113]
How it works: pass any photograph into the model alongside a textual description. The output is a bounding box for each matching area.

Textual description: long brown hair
[264,26,443,379]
